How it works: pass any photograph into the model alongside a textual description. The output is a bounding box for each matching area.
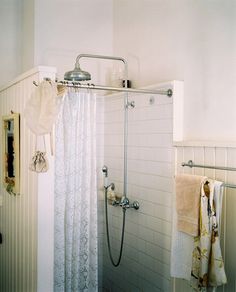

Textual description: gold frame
[2,113,20,195]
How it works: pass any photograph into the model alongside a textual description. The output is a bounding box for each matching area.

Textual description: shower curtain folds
[54,89,98,292]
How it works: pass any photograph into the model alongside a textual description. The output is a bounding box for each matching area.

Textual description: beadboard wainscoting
[0,67,56,292]
[174,144,236,292]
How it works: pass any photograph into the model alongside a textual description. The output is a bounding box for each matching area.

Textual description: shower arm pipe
[75,53,128,84]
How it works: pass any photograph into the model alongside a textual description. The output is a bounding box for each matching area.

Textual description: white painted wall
[1,0,114,86]
[113,0,236,141]
[21,0,35,72]
[34,0,114,83]
[0,0,22,87]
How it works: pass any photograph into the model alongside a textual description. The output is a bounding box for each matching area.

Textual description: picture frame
[2,113,20,195]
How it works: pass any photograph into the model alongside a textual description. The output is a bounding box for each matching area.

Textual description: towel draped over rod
[182,160,236,189]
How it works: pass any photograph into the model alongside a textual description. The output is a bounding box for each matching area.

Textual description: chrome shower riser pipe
[76,54,128,199]
[75,53,129,198]
[123,92,128,197]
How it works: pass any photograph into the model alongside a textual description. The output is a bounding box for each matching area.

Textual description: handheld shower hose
[104,185,126,267]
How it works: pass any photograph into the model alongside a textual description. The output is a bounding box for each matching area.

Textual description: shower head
[64,64,91,81]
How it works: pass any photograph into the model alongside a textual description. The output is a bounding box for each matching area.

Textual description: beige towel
[176,174,207,236]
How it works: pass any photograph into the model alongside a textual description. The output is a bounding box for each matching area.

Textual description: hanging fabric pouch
[29,136,49,173]
[29,151,48,173]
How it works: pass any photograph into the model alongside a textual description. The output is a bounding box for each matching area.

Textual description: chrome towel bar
[181,160,236,189]
[182,160,236,172]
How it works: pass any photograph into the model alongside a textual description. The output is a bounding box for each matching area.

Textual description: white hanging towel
[24,80,64,171]
[171,207,194,280]
[213,181,224,235]
[24,80,61,135]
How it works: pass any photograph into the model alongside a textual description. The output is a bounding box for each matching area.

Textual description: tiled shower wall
[174,145,236,292]
[97,88,174,292]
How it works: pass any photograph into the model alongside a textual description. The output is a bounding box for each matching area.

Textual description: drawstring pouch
[29,136,49,173]
[29,151,48,173]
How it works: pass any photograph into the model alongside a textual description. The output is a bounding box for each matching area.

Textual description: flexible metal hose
[104,187,126,267]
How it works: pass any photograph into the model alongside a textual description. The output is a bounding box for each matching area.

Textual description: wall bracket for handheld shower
[102,165,115,190]
[102,165,108,177]
[126,100,135,109]
[105,182,115,191]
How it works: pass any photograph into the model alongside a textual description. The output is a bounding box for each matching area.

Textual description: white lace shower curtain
[54,90,98,292]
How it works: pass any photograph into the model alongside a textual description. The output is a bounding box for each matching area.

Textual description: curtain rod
[182,160,236,189]
[33,79,173,97]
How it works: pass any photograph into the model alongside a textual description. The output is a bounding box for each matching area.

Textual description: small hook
[126,100,135,108]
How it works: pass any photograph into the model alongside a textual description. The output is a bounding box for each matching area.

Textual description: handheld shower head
[102,165,108,177]
[64,64,91,81]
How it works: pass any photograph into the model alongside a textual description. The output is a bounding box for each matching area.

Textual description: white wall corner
[37,68,56,292]
[172,80,184,142]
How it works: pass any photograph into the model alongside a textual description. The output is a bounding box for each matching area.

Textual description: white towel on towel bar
[213,181,224,235]
[170,206,194,280]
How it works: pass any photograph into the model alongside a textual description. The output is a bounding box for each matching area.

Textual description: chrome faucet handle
[130,201,140,210]
[112,200,120,207]
[111,195,139,211]
[120,197,139,210]
[120,197,129,207]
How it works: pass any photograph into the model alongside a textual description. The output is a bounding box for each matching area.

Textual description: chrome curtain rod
[182,160,236,189]
[33,80,173,97]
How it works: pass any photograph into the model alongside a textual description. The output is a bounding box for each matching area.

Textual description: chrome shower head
[64,64,91,81]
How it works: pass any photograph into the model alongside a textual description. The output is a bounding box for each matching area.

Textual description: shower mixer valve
[118,196,139,210]
[109,194,139,211]
[102,165,140,211]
